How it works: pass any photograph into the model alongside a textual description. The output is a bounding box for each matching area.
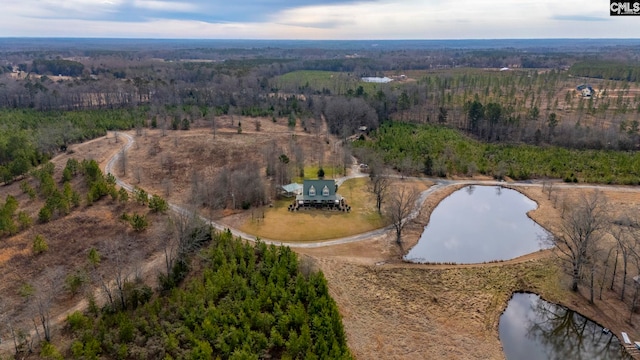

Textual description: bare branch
[548,190,609,292]
[385,185,420,245]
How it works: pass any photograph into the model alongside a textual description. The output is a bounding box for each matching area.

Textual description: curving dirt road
[106,131,640,249]
[5,130,640,356]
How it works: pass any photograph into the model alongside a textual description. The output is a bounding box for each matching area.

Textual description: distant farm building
[577,84,594,98]
[288,179,350,212]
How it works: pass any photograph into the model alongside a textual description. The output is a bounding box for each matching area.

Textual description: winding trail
[106,131,640,249]
[106,132,391,248]
[105,132,465,248]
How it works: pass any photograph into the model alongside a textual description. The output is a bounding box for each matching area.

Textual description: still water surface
[499,293,630,360]
[404,185,549,264]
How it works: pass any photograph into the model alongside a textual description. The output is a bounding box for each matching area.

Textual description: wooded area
[56,232,352,360]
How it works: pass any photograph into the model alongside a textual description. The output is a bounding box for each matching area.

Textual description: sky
[1,0,638,39]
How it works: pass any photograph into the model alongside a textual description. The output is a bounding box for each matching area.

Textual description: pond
[404,185,549,264]
[499,293,630,359]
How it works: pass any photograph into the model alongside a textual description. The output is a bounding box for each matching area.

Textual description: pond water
[404,185,549,264]
[499,293,630,360]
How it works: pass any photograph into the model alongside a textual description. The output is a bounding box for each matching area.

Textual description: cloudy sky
[1,0,637,39]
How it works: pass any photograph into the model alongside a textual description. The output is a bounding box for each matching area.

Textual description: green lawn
[292,165,345,182]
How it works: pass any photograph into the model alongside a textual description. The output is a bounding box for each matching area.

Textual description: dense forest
[354,122,640,184]
[30,59,85,77]
[0,109,143,183]
[51,232,351,360]
[570,61,640,82]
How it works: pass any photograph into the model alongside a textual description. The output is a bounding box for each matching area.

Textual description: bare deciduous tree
[369,174,391,214]
[210,113,217,138]
[134,167,142,184]
[162,177,173,198]
[385,185,420,245]
[32,268,64,342]
[106,236,134,311]
[161,154,176,176]
[598,245,616,300]
[342,144,353,175]
[610,221,638,301]
[547,190,609,292]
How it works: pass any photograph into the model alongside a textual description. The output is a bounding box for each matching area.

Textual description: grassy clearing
[240,177,386,241]
[292,165,345,182]
[274,70,351,94]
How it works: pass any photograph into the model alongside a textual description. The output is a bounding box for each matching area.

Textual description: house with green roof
[289,179,349,211]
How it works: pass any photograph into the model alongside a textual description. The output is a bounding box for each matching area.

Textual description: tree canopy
[64,231,352,359]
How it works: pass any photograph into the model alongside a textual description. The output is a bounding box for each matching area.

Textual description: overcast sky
[1,0,638,39]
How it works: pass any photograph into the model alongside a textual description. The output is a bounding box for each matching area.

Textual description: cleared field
[274,70,400,95]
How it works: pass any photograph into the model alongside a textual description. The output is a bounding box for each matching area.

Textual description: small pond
[499,293,630,359]
[404,185,549,264]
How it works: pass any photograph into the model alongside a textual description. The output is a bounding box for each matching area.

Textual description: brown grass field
[233,177,386,241]
[227,177,428,242]
[2,116,640,359]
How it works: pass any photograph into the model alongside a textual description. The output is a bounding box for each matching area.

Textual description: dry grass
[118,116,335,209]
[312,254,563,360]
[4,116,640,359]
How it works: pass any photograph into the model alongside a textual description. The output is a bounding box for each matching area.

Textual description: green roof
[296,179,342,202]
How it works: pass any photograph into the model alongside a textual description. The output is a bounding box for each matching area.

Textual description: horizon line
[1,37,640,41]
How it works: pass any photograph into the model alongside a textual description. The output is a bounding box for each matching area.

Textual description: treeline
[355,122,640,184]
[4,45,640,155]
[58,232,352,359]
[31,59,85,77]
[0,45,579,111]
[570,61,640,82]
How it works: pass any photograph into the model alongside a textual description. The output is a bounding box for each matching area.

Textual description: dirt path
[112,131,640,250]
[5,130,640,358]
